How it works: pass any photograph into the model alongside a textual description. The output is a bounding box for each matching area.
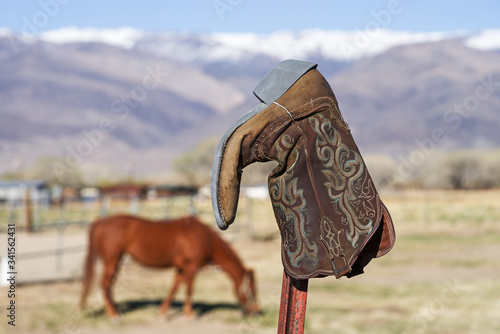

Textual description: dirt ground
[2,190,500,334]
[1,231,284,334]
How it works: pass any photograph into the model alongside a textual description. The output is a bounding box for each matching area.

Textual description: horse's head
[237,268,261,316]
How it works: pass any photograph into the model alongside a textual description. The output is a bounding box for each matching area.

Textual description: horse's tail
[80,221,99,310]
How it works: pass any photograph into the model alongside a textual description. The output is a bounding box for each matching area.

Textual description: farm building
[0,180,50,204]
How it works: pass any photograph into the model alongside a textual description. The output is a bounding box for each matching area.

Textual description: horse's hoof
[159,313,171,322]
[110,315,121,325]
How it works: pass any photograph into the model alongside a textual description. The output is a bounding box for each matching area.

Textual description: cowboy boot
[211,60,395,279]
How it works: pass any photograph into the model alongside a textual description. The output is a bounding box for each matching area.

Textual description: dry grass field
[1,189,500,334]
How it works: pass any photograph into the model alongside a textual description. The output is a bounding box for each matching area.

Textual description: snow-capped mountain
[1,27,500,181]
[32,27,500,62]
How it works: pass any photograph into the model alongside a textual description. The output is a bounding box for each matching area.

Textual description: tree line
[5,137,499,191]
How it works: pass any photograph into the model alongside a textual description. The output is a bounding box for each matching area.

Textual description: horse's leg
[182,265,197,318]
[159,270,184,316]
[101,254,122,318]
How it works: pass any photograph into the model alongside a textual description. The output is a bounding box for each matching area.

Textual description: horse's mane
[207,223,245,269]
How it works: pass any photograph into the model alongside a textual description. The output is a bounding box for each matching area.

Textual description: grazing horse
[80,214,260,318]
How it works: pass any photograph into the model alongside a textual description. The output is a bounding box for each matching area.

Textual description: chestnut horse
[80,214,259,318]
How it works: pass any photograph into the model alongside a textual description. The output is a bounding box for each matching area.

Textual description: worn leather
[212,60,395,279]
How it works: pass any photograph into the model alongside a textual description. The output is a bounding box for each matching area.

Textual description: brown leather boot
[212,60,395,279]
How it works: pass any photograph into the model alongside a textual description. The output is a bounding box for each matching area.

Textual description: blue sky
[1,0,499,34]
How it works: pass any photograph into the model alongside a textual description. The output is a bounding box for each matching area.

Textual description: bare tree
[27,156,82,185]
[173,138,219,186]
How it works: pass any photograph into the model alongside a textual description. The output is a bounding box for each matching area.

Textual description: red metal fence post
[277,270,309,334]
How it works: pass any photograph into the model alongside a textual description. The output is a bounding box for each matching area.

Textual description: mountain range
[1,28,499,182]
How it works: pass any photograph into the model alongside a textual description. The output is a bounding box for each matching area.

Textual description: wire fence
[0,191,266,286]
[0,193,201,233]
[0,193,205,286]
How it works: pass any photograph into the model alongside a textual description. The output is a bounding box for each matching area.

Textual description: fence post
[82,195,88,225]
[189,194,196,215]
[248,197,254,236]
[25,187,34,233]
[100,196,110,217]
[55,199,66,271]
[130,195,139,215]
[8,199,18,226]
[165,196,171,219]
